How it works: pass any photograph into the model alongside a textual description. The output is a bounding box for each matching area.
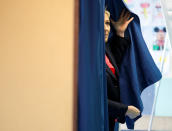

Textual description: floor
[120,115,172,131]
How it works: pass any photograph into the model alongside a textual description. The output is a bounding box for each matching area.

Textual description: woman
[104,9,140,131]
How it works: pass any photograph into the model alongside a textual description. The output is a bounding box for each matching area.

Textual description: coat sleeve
[107,71,128,123]
[108,34,130,68]
[108,99,128,123]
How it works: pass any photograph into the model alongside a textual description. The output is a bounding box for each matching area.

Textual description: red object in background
[140,3,150,8]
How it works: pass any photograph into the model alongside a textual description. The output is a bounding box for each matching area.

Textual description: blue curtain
[105,0,162,129]
[78,0,109,131]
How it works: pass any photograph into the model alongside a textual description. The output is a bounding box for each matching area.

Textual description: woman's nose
[105,25,108,31]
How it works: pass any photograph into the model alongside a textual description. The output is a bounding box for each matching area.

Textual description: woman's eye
[106,22,110,25]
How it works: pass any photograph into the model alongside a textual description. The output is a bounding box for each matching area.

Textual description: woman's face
[104,13,110,43]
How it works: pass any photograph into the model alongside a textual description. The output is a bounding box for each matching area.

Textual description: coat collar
[105,45,120,80]
[106,64,117,80]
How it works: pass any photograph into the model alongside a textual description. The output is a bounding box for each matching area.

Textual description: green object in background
[153,45,160,50]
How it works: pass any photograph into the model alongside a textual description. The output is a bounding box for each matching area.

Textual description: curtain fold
[78,0,108,131]
[105,0,162,129]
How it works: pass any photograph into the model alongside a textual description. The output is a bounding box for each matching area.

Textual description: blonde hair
[105,9,110,18]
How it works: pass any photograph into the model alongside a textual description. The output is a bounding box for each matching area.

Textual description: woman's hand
[111,9,134,38]
[126,105,140,119]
